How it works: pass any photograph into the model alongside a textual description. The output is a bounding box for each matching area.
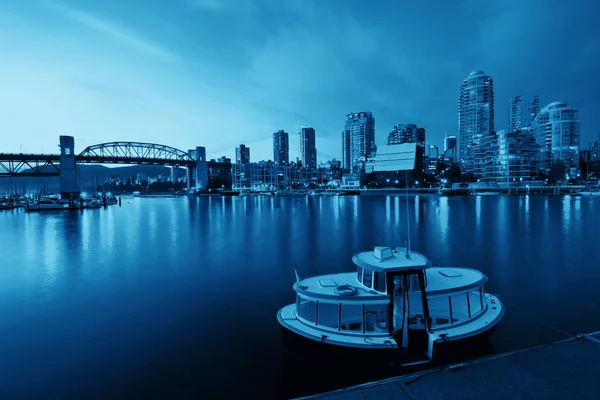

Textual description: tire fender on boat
[335,284,359,296]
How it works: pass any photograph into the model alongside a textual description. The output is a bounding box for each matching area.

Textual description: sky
[1,0,599,163]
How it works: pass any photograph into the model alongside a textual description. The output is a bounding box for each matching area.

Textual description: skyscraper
[508,95,539,130]
[273,130,289,165]
[299,126,317,169]
[444,135,457,162]
[458,71,495,177]
[341,112,376,173]
[235,144,250,164]
[387,124,426,146]
[532,101,580,169]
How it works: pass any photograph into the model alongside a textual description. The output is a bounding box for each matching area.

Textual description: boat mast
[405,170,411,259]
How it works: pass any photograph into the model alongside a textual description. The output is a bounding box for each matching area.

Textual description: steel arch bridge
[77,141,196,166]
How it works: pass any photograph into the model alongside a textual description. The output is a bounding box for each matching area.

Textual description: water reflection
[573,197,581,227]
[414,195,420,225]
[333,196,340,221]
[475,195,481,229]
[43,216,58,287]
[438,197,449,248]
[394,196,400,225]
[562,196,571,232]
[386,196,391,222]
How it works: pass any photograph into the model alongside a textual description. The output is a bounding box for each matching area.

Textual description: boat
[580,191,600,196]
[26,198,69,211]
[277,246,504,365]
[84,199,102,208]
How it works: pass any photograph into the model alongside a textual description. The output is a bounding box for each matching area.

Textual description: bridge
[0,136,209,197]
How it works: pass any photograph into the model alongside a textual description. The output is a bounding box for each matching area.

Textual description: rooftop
[352,247,430,272]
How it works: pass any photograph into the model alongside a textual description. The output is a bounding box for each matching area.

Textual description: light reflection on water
[0,195,599,400]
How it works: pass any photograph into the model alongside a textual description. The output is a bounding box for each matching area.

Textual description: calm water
[1,195,599,399]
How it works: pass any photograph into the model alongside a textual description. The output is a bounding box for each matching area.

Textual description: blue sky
[1,0,599,162]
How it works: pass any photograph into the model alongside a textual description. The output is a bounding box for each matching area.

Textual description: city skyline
[1,0,599,162]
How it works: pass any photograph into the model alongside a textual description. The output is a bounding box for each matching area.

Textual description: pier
[296,331,600,400]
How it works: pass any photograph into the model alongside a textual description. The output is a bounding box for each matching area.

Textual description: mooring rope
[497,295,577,340]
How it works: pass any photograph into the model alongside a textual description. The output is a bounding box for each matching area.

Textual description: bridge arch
[78,141,195,165]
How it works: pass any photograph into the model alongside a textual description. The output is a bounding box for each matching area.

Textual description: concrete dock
[296,331,600,400]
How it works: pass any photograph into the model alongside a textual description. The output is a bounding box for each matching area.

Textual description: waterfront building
[443,135,457,163]
[531,101,580,170]
[232,161,324,191]
[484,129,539,185]
[235,145,250,164]
[458,71,495,177]
[364,142,423,186]
[387,124,426,146]
[207,158,232,189]
[508,95,539,131]
[341,112,376,173]
[299,127,317,169]
[273,130,289,165]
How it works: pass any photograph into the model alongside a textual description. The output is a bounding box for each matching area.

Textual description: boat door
[386,270,430,355]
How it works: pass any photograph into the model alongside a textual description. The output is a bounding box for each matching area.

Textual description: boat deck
[295,331,600,400]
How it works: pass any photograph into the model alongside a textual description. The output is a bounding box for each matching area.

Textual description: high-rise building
[532,101,580,170]
[299,126,317,169]
[387,124,426,146]
[508,95,539,131]
[273,130,289,165]
[444,135,457,162]
[484,129,538,184]
[341,129,351,171]
[341,111,376,173]
[235,144,250,164]
[458,71,495,177]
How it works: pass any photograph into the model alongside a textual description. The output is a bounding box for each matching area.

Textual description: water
[1,195,599,399]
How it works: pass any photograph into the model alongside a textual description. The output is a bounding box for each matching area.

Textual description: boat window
[449,294,469,323]
[363,269,373,288]
[340,304,362,332]
[374,271,386,292]
[469,289,483,316]
[317,302,339,329]
[298,297,317,323]
[357,267,364,283]
[364,303,388,332]
[428,296,451,327]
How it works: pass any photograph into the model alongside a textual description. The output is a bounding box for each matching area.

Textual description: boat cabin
[292,246,489,351]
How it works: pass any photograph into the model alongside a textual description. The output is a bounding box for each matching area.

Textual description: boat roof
[352,246,430,272]
[294,267,487,301]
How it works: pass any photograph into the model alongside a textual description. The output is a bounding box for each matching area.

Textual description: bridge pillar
[59,135,80,198]
[187,166,193,190]
[194,146,208,190]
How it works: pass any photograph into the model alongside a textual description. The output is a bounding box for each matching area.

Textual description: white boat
[277,246,504,365]
[580,191,600,196]
[84,199,102,208]
[26,198,69,211]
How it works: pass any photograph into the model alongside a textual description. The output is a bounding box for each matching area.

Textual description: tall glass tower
[508,95,539,130]
[532,101,580,170]
[299,126,317,169]
[458,71,495,177]
[341,112,375,173]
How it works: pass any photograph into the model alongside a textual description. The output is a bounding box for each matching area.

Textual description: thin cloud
[45,1,180,63]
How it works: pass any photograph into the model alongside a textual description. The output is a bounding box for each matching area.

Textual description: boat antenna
[405,170,411,259]
[292,260,301,283]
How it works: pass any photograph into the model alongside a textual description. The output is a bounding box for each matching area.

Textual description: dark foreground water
[1,195,599,399]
